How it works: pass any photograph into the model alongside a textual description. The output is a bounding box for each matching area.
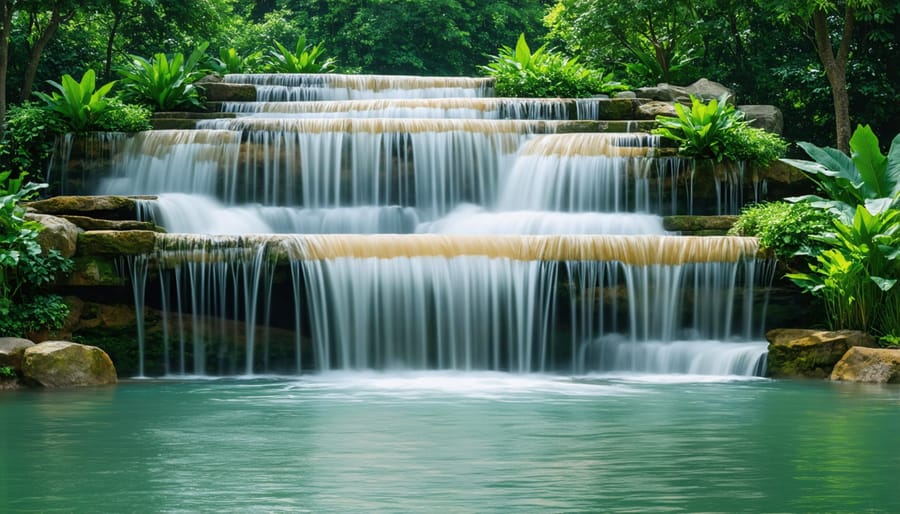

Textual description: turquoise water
[1,373,898,513]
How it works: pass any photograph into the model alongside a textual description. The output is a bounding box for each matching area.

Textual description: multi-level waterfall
[83,73,771,377]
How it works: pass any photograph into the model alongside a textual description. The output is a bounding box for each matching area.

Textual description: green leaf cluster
[33,70,117,133]
[213,47,263,74]
[481,34,627,98]
[784,125,900,340]
[654,94,787,166]
[261,36,336,74]
[729,201,832,259]
[0,103,67,176]
[117,42,212,111]
[94,99,153,132]
[0,172,73,338]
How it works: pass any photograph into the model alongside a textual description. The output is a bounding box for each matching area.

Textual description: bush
[117,42,212,111]
[728,201,831,259]
[481,34,627,98]
[0,103,66,176]
[261,36,336,73]
[33,69,117,133]
[95,99,153,132]
[0,171,73,337]
[654,95,787,167]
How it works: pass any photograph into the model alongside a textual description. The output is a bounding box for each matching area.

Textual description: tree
[761,0,897,153]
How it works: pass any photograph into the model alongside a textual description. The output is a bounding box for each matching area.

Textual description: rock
[27,196,140,221]
[637,101,677,119]
[60,215,164,232]
[831,347,900,384]
[765,328,877,379]
[613,91,636,99]
[77,230,157,256]
[22,341,117,388]
[24,213,81,258]
[635,79,734,104]
[738,105,784,134]
[634,83,691,102]
[64,256,126,286]
[0,337,35,369]
[201,82,257,102]
[685,78,734,102]
[662,215,738,235]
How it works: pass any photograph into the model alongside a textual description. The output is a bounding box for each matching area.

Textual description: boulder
[738,105,784,134]
[765,328,877,379]
[637,101,677,119]
[60,215,164,233]
[22,341,117,388]
[831,347,900,384]
[24,213,81,258]
[662,215,738,235]
[685,78,734,102]
[634,83,691,102]
[0,337,35,369]
[201,82,257,102]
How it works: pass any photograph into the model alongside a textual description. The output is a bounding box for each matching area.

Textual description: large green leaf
[850,124,889,198]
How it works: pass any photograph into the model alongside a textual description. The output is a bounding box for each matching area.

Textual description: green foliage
[481,34,627,98]
[786,203,900,335]
[94,99,153,132]
[653,95,744,161]
[0,172,73,338]
[0,365,15,378]
[0,103,67,176]
[33,70,117,133]
[117,42,212,111]
[729,201,832,259]
[784,125,900,221]
[261,36,336,74]
[721,124,789,167]
[213,47,263,75]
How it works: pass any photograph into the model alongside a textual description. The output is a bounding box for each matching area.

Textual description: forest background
[0,0,896,151]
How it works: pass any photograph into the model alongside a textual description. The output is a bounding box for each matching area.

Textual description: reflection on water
[1,375,898,513]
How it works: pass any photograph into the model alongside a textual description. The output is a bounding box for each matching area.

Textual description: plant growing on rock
[261,36,336,73]
[117,42,212,111]
[481,34,626,98]
[0,171,72,337]
[654,95,787,167]
[729,201,832,261]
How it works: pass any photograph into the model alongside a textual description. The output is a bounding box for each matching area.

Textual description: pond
[2,372,898,513]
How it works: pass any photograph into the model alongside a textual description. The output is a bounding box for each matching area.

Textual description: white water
[89,73,770,377]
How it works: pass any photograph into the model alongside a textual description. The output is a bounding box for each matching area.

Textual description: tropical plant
[0,172,73,337]
[721,124,789,167]
[117,42,212,111]
[783,124,900,221]
[653,94,744,162]
[786,202,900,335]
[261,36,336,73]
[213,47,264,75]
[729,201,832,260]
[32,70,117,132]
[481,34,626,98]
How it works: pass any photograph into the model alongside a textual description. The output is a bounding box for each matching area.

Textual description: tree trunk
[813,7,854,154]
[19,8,72,103]
[104,6,123,81]
[0,1,13,136]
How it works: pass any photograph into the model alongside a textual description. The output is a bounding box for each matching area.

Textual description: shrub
[729,201,832,259]
[95,99,153,132]
[481,34,627,98]
[214,47,264,75]
[653,94,744,162]
[261,36,336,73]
[0,171,73,337]
[33,69,117,133]
[117,42,212,111]
[722,124,789,167]
[0,103,66,176]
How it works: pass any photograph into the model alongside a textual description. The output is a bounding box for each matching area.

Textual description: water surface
[2,373,898,513]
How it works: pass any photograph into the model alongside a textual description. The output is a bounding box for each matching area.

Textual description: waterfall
[90,72,772,377]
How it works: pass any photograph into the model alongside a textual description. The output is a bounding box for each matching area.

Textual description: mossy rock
[22,341,117,388]
[663,215,738,234]
[765,328,877,379]
[27,196,139,220]
[77,230,157,256]
[65,256,126,286]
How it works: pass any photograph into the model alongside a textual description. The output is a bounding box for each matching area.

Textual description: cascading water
[85,73,771,377]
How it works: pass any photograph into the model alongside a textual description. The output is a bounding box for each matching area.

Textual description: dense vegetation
[0,0,893,150]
